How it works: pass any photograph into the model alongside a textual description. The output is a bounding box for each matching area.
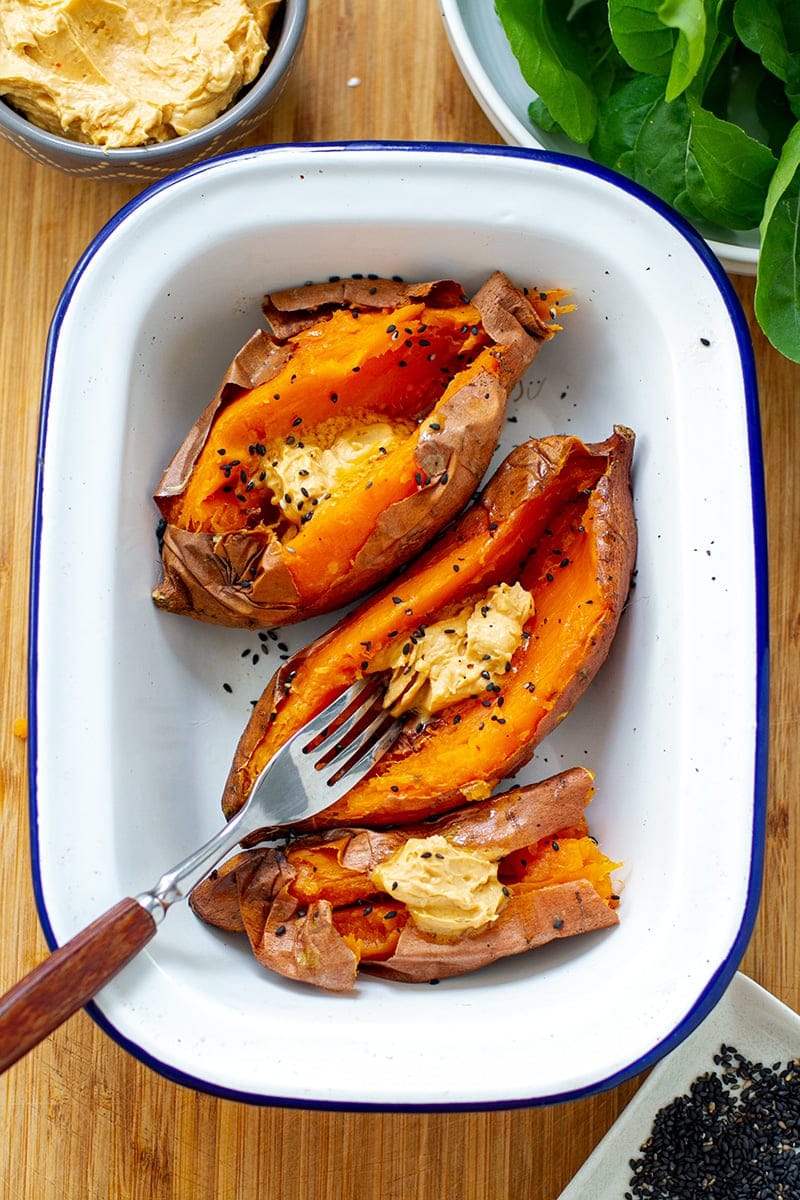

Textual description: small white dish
[557,973,800,1197]
[29,141,767,1107]
[440,0,760,277]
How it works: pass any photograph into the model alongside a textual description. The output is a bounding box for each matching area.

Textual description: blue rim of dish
[0,0,307,167]
[26,140,768,1112]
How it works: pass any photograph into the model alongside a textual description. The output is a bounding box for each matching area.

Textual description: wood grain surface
[0,3,798,1197]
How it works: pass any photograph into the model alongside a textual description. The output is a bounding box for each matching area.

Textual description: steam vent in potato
[190,768,621,989]
[222,427,637,834]
[153,271,562,628]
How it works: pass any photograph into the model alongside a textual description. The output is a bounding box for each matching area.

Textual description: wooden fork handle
[0,897,157,1074]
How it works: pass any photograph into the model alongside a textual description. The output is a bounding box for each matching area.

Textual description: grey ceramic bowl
[0,0,306,182]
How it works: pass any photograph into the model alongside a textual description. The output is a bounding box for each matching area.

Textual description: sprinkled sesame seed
[626,1044,800,1199]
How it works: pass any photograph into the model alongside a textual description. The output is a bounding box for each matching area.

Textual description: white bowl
[440,0,760,277]
[29,141,767,1107]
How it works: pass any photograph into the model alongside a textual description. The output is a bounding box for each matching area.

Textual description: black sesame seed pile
[625,1043,800,1199]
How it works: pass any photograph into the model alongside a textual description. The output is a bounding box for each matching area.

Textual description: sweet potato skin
[152,272,554,629]
[190,769,619,990]
[221,427,637,833]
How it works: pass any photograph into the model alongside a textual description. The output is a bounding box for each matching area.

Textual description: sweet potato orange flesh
[223,351,502,602]
[153,272,560,629]
[165,300,489,534]
[287,841,373,908]
[221,429,636,831]
[498,823,622,906]
[189,771,620,987]
[336,904,407,962]
[282,819,618,966]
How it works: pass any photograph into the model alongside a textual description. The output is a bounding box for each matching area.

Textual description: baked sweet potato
[153,271,560,628]
[221,427,637,832]
[190,767,620,990]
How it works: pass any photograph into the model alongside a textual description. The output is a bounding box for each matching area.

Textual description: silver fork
[0,678,401,1074]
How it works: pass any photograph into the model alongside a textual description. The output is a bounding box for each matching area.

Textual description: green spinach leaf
[685,97,777,227]
[590,75,699,216]
[734,0,800,116]
[590,75,775,227]
[756,119,800,361]
[608,0,675,76]
[495,0,599,142]
[658,0,709,100]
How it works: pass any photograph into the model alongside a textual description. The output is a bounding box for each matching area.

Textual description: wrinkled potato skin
[221,428,637,833]
[190,769,619,990]
[153,272,554,628]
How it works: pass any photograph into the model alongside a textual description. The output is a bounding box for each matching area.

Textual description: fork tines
[302,678,401,786]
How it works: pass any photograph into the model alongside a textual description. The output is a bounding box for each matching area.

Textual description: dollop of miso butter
[371,835,506,937]
[370,581,533,717]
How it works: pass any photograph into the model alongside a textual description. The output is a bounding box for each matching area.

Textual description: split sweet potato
[153,271,559,628]
[190,767,620,990]
[221,426,637,833]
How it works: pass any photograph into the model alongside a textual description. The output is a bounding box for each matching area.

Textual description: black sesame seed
[625,1043,800,1200]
